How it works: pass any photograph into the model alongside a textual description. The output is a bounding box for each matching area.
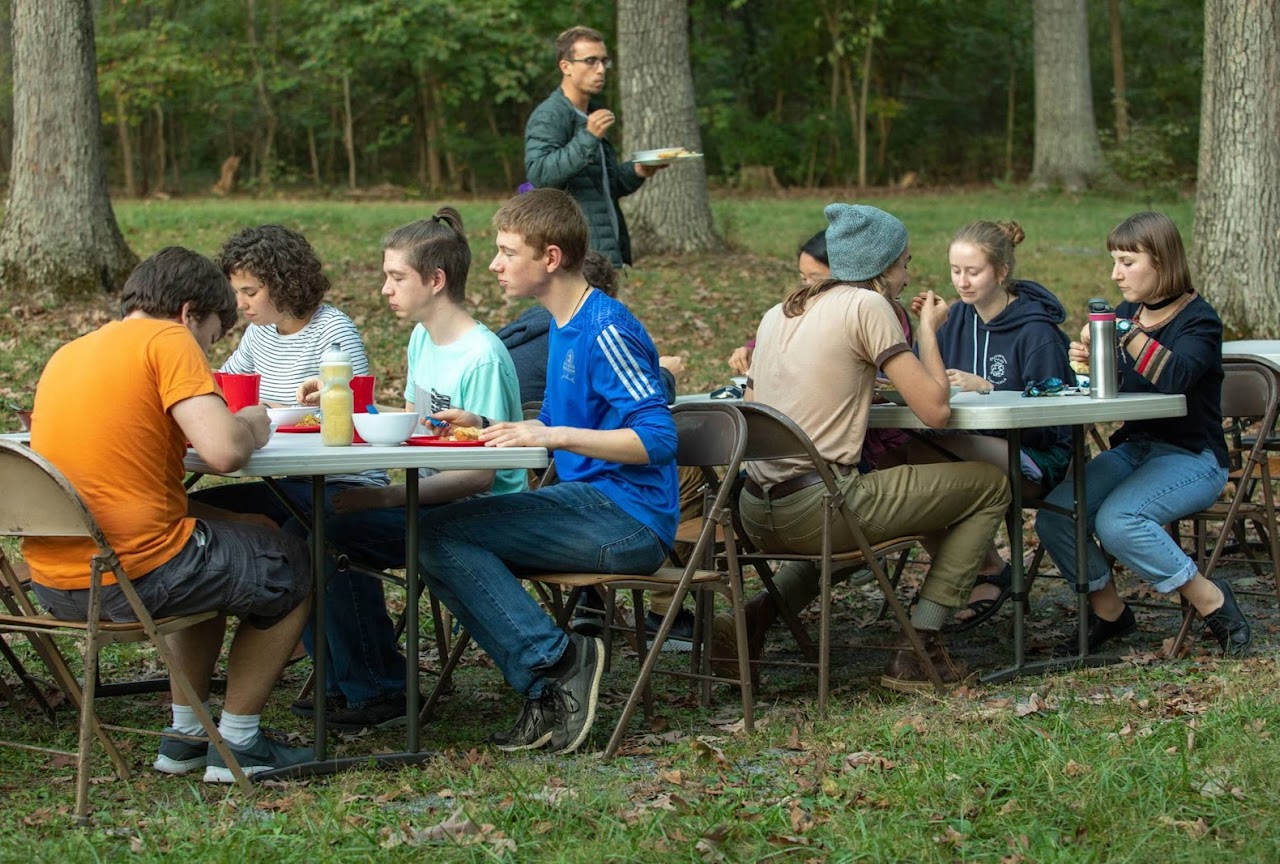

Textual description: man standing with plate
[523,25,665,268]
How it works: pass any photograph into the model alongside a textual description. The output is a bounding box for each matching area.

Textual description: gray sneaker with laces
[153,728,208,775]
[491,633,604,755]
[202,731,314,783]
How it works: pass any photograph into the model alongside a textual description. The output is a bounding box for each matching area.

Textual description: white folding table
[184,433,548,775]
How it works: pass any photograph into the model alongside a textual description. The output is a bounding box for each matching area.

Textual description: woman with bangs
[1034,211,1250,657]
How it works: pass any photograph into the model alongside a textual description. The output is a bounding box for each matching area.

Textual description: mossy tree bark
[1192,0,1280,336]
[0,0,137,304]
[617,0,724,257]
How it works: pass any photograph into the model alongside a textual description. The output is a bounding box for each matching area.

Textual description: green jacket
[524,88,645,267]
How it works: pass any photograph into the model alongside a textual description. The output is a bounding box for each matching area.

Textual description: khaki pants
[739,461,1010,614]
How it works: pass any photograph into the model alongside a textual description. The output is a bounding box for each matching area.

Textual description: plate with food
[277,412,322,432]
[630,147,704,166]
[406,425,486,447]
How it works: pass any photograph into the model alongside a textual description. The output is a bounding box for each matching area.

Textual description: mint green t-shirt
[404,321,527,497]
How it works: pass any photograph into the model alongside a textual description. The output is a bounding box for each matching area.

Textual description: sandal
[943,563,1012,633]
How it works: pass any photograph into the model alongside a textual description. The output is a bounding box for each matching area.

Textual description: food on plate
[445,425,482,441]
[296,413,321,427]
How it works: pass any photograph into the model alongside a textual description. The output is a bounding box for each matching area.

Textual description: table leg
[1007,429,1026,670]
[405,476,421,753]
[311,475,328,761]
[1072,424,1091,657]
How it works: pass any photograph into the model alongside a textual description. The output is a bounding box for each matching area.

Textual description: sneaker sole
[494,729,553,752]
[203,763,278,784]
[550,636,604,755]
[153,754,207,775]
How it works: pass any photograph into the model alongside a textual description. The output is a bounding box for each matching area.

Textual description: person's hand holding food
[296,376,322,405]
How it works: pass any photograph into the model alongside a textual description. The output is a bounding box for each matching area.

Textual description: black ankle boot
[1054,604,1136,656]
[1204,579,1251,657]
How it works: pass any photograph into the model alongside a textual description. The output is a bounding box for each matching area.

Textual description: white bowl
[267,406,316,426]
[353,411,419,446]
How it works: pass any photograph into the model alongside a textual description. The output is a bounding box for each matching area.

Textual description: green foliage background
[0,0,1203,193]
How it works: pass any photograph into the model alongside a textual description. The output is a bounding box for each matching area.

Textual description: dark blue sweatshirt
[933,278,1074,455]
[1111,292,1227,467]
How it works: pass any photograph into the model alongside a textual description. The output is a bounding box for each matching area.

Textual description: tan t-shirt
[747,286,910,487]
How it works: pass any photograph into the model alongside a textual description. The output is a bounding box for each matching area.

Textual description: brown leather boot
[880,628,970,694]
[709,593,776,689]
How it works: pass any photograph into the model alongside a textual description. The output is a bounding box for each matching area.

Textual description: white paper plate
[630,148,704,166]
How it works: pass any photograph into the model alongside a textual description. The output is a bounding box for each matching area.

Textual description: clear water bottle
[319,342,354,446]
[1087,299,1118,399]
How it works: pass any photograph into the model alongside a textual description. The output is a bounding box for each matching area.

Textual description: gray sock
[910,599,950,633]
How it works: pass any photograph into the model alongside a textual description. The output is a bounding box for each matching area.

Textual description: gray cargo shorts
[33,519,311,630]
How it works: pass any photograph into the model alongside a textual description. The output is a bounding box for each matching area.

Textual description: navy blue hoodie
[934,279,1074,455]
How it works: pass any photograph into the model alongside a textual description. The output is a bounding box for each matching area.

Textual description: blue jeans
[420,482,668,698]
[289,505,422,707]
[191,478,341,527]
[1035,441,1227,593]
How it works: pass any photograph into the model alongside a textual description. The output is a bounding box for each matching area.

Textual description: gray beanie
[823,203,908,282]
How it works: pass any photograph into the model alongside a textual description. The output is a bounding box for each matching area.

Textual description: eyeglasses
[1022,377,1066,398]
[568,56,612,70]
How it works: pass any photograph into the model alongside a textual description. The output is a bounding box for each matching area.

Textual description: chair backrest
[1220,357,1280,428]
[0,440,102,542]
[671,402,748,470]
[734,401,841,488]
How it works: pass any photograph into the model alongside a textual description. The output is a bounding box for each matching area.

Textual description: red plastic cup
[351,375,376,414]
[214,372,261,413]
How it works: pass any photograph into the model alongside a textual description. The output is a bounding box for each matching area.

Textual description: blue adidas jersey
[539,289,678,547]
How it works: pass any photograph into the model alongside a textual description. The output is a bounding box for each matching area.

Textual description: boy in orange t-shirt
[25,247,313,782]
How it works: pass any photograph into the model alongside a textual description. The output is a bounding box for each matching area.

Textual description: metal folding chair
[423,403,756,755]
[730,402,948,712]
[0,440,251,823]
[1170,357,1280,654]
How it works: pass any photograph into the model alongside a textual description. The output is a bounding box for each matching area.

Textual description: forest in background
[0,0,1203,196]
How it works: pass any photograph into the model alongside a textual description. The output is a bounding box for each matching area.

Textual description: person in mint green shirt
[294,206,525,731]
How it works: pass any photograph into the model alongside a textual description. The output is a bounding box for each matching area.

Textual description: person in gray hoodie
[905,220,1074,631]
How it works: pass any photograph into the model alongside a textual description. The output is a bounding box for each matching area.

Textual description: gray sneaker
[202,731,314,783]
[491,633,604,755]
[546,633,604,755]
[491,696,555,752]
[153,727,208,775]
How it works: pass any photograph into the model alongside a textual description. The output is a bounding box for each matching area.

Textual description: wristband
[480,416,491,429]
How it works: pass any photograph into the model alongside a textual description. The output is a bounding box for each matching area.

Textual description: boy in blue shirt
[426,188,678,754]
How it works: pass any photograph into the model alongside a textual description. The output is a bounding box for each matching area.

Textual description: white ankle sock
[171,703,210,737]
[217,711,261,747]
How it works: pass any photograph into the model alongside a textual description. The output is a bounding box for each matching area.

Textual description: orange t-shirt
[24,319,216,590]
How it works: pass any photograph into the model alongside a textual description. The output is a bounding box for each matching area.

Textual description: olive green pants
[740,461,1010,614]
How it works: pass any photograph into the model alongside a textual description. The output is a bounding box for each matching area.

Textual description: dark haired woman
[1035,211,1250,656]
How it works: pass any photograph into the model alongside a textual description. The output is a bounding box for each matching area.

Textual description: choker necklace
[1143,291,1187,311]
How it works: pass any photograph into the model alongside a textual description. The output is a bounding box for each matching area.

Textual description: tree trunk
[1005,50,1016,179]
[486,104,514,189]
[618,0,723,256]
[1192,0,1280,336]
[246,0,277,190]
[152,102,166,195]
[1107,0,1129,142]
[0,0,136,301]
[1029,0,1106,191]
[307,126,320,186]
[856,3,877,189]
[114,90,136,197]
[342,71,356,190]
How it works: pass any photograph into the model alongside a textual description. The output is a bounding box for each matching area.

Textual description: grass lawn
[4,188,1279,862]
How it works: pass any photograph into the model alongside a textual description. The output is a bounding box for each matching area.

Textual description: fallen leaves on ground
[380,806,516,855]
